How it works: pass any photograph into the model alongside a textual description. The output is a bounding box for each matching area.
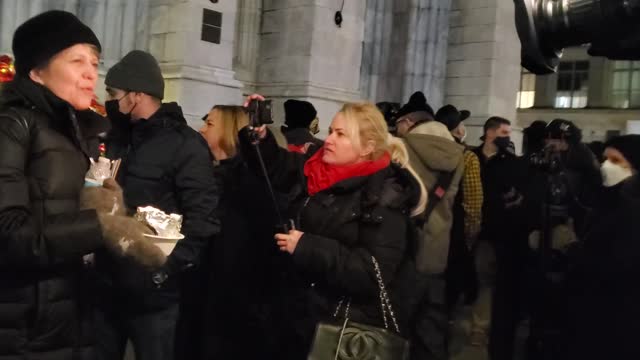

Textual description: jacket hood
[404,131,464,173]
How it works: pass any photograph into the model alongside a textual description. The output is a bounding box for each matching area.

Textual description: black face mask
[105,94,134,124]
[494,136,511,150]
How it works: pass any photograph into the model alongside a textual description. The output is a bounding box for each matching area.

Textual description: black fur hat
[396,91,435,123]
[12,10,101,76]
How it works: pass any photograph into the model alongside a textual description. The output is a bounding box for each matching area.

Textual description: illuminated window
[517,69,535,108]
[610,61,640,109]
[555,61,589,108]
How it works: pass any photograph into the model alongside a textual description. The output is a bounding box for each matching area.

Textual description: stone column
[233,0,261,91]
[254,0,367,136]
[148,0,244,128]
[360,0,451,107]
[445,0,522,145]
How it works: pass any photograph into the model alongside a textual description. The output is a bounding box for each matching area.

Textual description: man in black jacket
[95,50,220,360]
[473,117,529,360]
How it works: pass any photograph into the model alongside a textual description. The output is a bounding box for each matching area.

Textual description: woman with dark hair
[0,10,163,360]
[568,135,640,360]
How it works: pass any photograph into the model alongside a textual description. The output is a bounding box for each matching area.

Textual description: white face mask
[601,160,633,187]
[460,130,467,143]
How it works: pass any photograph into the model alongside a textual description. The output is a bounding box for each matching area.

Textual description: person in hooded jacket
[567,135,640,360]
[401,118,466,360]
[281,99,324,155]
[0,11,165,360]
[197,105,283,359]
[97,50,220,360]
[240,97,427,359]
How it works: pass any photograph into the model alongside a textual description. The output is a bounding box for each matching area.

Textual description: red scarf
[304,147,391,196]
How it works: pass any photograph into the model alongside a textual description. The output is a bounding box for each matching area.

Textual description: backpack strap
[423,170,456,222]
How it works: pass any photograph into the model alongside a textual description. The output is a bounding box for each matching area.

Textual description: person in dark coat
[281,99,324,155]
[197,105,282,359]
[0,11,164,360]
[472,117,529,357]
[568,135,640,360]
[96,50,220,360]
[241,98,427,359]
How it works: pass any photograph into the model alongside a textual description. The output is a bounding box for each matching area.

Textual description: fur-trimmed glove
[79,178,126,215]
[97,213,167,269]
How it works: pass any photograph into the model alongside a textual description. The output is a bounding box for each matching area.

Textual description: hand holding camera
[243,93,272,141]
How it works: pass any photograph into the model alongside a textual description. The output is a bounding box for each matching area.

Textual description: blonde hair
[211,105,249,158]
[338,102,427,216]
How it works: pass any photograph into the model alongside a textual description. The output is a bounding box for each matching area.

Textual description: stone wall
[445,0,521,145]
[360,0,452,107]
[251,0,367,136]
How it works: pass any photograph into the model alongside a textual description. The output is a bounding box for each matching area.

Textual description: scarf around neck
[303,147,391,196]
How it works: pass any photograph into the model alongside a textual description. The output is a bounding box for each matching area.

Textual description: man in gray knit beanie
[97,50,220,360]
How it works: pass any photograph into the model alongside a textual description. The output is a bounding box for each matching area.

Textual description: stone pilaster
[253,0,367,136]
[147,0,244,128]
[445,0,522,145]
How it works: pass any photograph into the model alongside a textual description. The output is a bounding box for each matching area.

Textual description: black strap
[423,170,456,222]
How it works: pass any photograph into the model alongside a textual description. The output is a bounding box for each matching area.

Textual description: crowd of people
[1,10,640,360]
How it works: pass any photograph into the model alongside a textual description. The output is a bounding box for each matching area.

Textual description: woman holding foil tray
[0,10,163,360]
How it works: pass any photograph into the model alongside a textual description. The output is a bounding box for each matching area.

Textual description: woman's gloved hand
[97,213,167,269]
[79,178,126,215]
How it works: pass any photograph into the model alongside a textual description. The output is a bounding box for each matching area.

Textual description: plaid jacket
[462,150,483,242]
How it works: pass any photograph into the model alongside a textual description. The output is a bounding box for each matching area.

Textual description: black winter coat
[240,129,419,357]
[473,146,528,239]
[0,76,108,360]
[201,154,283,359]
[99,103,220,310]
[568,176,640,360]
[281,127,324,155]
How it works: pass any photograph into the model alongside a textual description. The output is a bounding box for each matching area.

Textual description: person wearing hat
[281,99,323,155]
[0,10,167,360]
[395,91,435,137]
[435,105,484,329]
[567,135,640,360]
[535,119,601,237]
[400,113,465,358]
[98,50,220,360]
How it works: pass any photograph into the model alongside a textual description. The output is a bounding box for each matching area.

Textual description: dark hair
[483,116,511,134]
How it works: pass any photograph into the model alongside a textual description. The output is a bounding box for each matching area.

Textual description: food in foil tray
[135,206,183,238]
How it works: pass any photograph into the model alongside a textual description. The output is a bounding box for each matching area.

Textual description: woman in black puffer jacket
[240,99,427,359]
[0,11,162,360]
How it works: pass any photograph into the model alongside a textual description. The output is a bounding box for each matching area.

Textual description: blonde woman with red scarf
[239,95,427,359]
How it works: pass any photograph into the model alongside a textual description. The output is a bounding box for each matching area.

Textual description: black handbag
[307,256,410,360]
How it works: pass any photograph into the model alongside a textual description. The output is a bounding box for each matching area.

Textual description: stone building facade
[0,0,522,143]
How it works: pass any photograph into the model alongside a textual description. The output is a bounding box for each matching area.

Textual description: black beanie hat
[12,10,101,76]
[284,99,317,129]
[396,91,435,123]
[605,135,640,171]
[435,104,470,131]
[105,50,165,100]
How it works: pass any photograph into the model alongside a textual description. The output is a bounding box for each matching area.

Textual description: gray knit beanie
[105,50,164,100]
